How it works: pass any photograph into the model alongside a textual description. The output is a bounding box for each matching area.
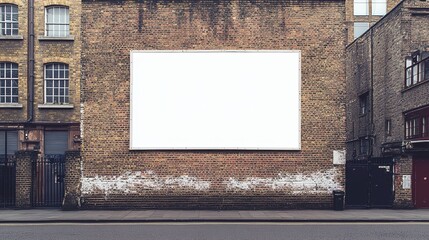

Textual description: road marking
[1,222,429,227]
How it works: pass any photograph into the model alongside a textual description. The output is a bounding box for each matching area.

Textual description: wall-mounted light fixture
[24,130,29,140]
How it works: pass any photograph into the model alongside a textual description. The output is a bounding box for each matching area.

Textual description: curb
[1,219,429,224]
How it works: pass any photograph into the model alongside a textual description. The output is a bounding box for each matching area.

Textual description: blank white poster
[130,51,301,150]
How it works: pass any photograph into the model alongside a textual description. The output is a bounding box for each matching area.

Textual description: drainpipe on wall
[0,0,34,126]
[369,27,374,158]
[27,0,35,123]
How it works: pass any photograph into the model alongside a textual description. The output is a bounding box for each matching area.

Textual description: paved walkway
[0,209,429,223]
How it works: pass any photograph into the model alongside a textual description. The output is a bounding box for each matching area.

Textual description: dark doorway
[345,158,393,208]
[414,158,429,208]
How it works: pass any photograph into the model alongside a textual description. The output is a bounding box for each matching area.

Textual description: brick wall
[81,0,347,209]
[393,156,413,208]
[15,150,36,208]
[63,150,81,210]
[371,4,403,157]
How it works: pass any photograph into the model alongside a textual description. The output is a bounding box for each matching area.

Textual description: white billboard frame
[130,50,301,150]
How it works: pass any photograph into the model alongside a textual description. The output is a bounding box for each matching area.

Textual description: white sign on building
[130,51,301,150]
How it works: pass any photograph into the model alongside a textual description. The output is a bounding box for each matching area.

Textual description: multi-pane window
[405,52,429,88]
[405,117,429,139]
[405,107,429,140]
[354,22,370,39]
[354,0,386,16]
[372,0,387,15]
[44,63,69,104]
[405,118,418,139]
[0,4,18,36]
[354,0,369,15]
[0,62,18,103]
[45,6,69,37]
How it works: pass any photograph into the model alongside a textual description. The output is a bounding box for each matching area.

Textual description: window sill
[38,35,74,41]
[38,104,74,109]
[0,35,24,40]
[402,80,429,93]
[0,103,23,108]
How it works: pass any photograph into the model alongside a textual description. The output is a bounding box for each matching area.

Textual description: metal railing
[0,155,16,208]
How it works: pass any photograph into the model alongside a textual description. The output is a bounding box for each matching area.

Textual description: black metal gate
[345,157,394,208]
[0,131,17,208]
[32,154,65,207]
[0,156,16,208]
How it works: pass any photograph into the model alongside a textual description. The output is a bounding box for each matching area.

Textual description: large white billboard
[130,51,301,150]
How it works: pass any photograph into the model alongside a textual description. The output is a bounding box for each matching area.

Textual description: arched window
[45,6,69,37]
[0,4,18,36]
[44,63,69,104]
[0,62,18,103]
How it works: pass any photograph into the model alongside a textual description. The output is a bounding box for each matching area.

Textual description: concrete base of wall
[80,195,333,210]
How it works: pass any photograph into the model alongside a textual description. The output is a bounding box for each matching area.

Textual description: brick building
[79,0,347,209]
[345,0,429,208]
[0,0,81,207]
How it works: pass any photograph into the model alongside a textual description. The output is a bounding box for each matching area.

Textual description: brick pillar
[62,150,81,210]
[393,156,414,208]
[15,150,37,208]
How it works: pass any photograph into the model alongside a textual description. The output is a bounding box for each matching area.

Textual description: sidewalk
[0,209,429,223]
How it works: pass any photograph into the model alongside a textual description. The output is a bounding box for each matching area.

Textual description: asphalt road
[0,222,429,240]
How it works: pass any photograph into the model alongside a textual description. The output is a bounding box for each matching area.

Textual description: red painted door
[414,159,429,208]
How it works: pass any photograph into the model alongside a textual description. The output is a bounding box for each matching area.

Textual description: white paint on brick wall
[81,168,342,198]
[224,168,342,194]
[80,103,84,139]
[81,171,211,197]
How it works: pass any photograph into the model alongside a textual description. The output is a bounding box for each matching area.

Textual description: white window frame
[0,62,18,103]
[44,63,69,104]
[45,6,69,37]
[0,4,18,36]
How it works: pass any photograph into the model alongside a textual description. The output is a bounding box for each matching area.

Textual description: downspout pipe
[369,27,374,158]
[0,0,34,125]
[27,0,35,123]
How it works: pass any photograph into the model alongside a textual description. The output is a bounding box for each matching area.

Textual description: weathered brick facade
[346,0,429,208]
[0,0,81,208]
[80,0,347,209]
[0,0,81,150]
[15,150,35,208]
[63,150,82,209]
